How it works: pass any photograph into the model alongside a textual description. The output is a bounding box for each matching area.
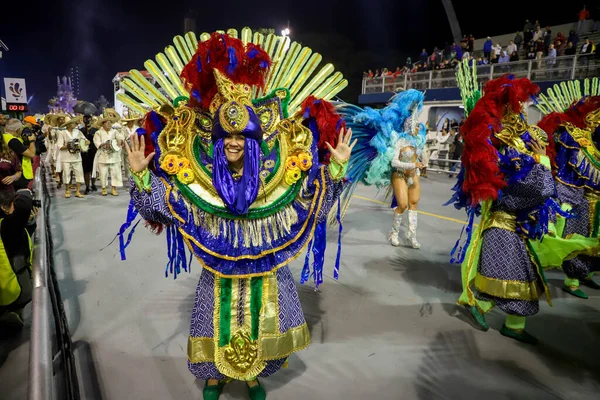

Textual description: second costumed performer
[119,32,355,400]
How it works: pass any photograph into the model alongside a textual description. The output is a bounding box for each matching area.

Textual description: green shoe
[203,380,226,400]
[499,325,538,345]
[247,380,266,400]
[463,305,489,331]
[562,285,589,299]
[581,278,600,290]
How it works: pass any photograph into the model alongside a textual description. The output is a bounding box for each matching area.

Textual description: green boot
[562,285,589,299]
[247,379,266,400]
[463,304,489,331]
[500,325,538,345]
[203,380,226,400]
[581,275,600,290]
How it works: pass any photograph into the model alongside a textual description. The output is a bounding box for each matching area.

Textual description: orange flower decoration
[286,155,300,170]
[297,152,312,171]
[161,154,179,175]
[177,157,190,170]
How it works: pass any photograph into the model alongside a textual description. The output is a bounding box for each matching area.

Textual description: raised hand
[325,127,357,162]
[125,134,155,173]
[529,138,546,156]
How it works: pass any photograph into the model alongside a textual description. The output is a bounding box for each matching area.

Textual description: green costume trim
[539,155,551,169]
[219,278,232,347]
[174,177,303,220]
[250,277,263,341]
[328,161,349,181]
[505,314,526,330]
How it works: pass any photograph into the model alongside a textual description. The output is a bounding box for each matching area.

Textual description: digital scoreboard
[6,103,28,112]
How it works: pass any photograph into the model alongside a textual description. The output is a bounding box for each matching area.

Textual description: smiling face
[223,134,245,166]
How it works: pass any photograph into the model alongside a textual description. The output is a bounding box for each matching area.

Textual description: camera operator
[2,119,35,191]
[23,116,46,189]
[0,188,34,331]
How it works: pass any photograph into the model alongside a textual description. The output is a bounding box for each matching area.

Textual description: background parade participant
[120,111,142,181]
[0,132,21,193]
[336,89,426,248]
[51,114,67,188]
[93,112,123,196]
[118,32,353,400]
[56,117,88,198]
[81,114,98,194]
[448,69,563,345]
[537,88,600,298]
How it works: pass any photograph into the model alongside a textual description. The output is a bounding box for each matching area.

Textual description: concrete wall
[472,20,595,51]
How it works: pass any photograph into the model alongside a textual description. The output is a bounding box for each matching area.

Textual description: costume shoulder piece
[537,79,600,192]
[118,29,349,285]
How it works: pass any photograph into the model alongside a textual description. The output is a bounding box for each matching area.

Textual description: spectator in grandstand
[554,32,567,48]
[568,30,579,47]
[448,130,463,177]
[405,57,412,68]
[578,5,589,34]
[453,42,463,60]
[490,52,499,64]
[0,188,34,333]
[393,67,402,78]
[499,51,510,63]
[420,48,428,64]
[524,27,533,44]
[510,50,520,62]
[444,43,452,61]
[476,57,485,65]
[493,42,502,57]
[565,41,576,55]
[507,40,518,55]
[367,69,374,78]
[524,19,533,34]
[460,35,468,51]
[536,38,545,68]
[514,32,524,51]
[547,44,557,67]
[556,40,566,56]
[483,36,493,59]
[526,43,537,60]
[533,26,543,42]
[435,129,451,171]
[543,26,553,49]
[362,71,368,79]
[580,38,593,55]
[375,68,380,77]
[468,34,475,53]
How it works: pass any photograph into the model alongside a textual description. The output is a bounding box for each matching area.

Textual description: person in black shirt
[0,188,34,332]
[3,119,36,191]
[81,114,98,193]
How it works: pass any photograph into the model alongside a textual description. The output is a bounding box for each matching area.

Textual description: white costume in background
[121,124,139,180]
[93,127,124,188]
[44,126,59,167]
[56,128,86,183]
[422,130,439,169]
[53,127,66,173]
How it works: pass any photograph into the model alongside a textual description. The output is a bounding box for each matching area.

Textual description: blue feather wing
[328,103,381,225]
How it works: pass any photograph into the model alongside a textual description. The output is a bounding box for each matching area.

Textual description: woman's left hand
[326,127,357,162]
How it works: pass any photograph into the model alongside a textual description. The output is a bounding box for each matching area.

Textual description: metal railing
[28,164,80,400]
[362,55,599,94]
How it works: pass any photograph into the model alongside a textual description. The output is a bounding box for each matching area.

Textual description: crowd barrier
[28,165,80,400]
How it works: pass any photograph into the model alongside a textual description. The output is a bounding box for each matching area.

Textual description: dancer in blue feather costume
[337,89,426,248]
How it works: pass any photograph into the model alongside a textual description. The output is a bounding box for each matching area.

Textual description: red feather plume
[180,33,271,110]
[300,96,346,163]
[461,75,540,205]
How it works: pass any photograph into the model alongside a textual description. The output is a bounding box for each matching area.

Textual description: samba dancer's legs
[406,175,421,248]
[390,172,409,246]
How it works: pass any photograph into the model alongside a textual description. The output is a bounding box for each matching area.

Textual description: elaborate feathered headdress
[459,75,540,206]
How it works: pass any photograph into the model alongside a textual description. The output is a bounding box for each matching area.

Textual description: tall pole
[441,0,462,44]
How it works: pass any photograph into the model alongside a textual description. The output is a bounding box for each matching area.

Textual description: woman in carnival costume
[118,31,355,400]
[448,63,570,345]
[536,81,600,299]
[336,89,426,248]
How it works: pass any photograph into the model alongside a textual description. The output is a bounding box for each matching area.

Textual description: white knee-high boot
[406,210,420,249]
[389,211,403,247]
